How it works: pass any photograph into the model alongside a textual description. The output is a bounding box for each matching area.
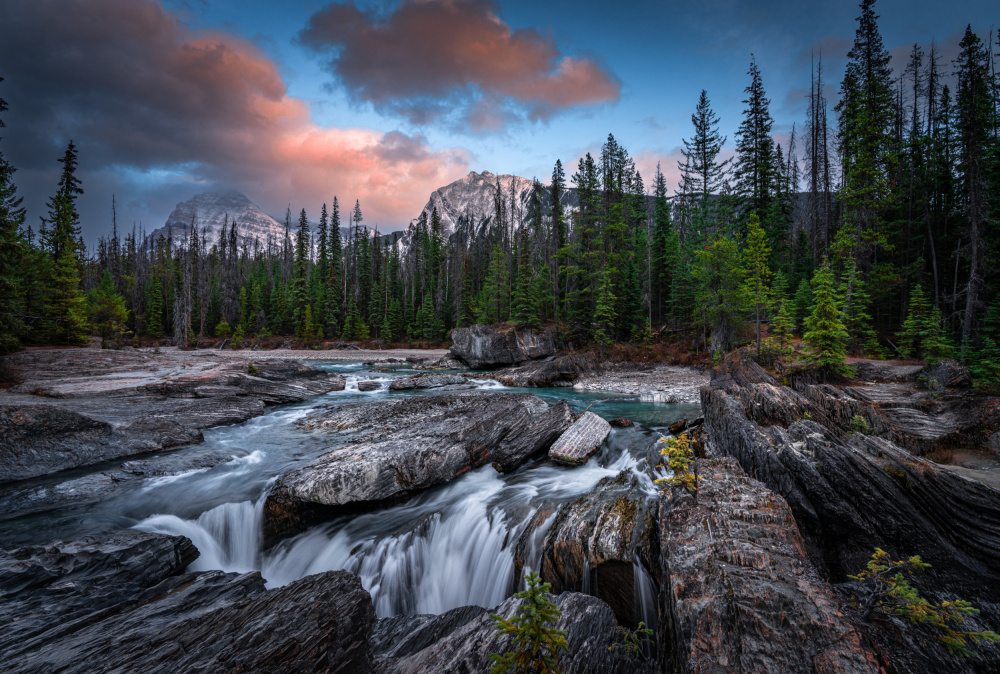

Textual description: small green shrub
[850,415,870,434]
[849,548,1000,656]
[247,362,260,376]
[608,621,654,660]
[215,320,231,338]
[490,571,568,674]
[655,433,699,494]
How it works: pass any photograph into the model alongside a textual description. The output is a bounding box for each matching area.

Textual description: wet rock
[0,531,375,673]
[657,457,880,673]
[388,373,471,390]
[572,366,708,405]
[265,393,563,545]
[549,412,611,466]
[0,448,239,521]
[357,380,381,392]
[489,353,599,387]
[449,324,555,369]
[413,355,466,370]
[0,351,345,483]
[491,400,575,473]
[371,591,651,674]
[516,469,657,627]
[667,418,687,434]
[609,417,633,427]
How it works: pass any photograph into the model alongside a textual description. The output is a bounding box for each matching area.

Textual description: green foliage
[743,213,773,356]
[655,433,699,493]
[88,270,129,346]
[490,571,568,674]
[899,284,951,364]
[0,78,25,354]
[215,320,231,339]
[849,548,1000,657]
[593,270,617,351]
[693,235,747,354]
[230,325,244,349]
[608,621,654,660]
[803,260,850,376]
[247,361,260,376]
[850,415,870,434]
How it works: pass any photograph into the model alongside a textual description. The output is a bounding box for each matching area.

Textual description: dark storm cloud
[0,0,470,241]
[298,0,621,129]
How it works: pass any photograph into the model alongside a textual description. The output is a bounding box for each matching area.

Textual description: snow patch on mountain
[152,191,286,246]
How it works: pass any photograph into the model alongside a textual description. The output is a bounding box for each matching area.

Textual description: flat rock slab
[548,411,611,466]
[264,392,566,545]
[572,366,708,406]
[388,373,470,390]
[356,380,381,391]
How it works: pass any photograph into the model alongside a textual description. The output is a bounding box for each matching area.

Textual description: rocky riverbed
[2,337,999,673]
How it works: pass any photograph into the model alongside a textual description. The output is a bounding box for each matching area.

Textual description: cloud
[298,0,620,130]
[0,0,471,240]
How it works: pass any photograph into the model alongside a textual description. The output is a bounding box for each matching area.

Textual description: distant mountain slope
[152,191,285,245]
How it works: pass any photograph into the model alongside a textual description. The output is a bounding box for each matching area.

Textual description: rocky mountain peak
[152,191,286,246]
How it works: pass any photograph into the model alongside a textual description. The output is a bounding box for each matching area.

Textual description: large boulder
[370,591,652,674]
[264,393,569,545]
[549,411,612,465]
[388,373,471,390]
[449,324,555,369]
[0,531,375,673]
[491,399,575,473]
[515,469,658,627]
[658,457,880,673]
[488,353,599,387]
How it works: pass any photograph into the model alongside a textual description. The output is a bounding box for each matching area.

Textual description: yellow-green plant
[490,571,568,674]
[655,433,698,493]
[247,361,260,376]
[608,621,654,660]
[849,548,1000,656]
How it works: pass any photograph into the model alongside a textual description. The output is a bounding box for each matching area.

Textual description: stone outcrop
[449,324,555,369]
[516,469,657,627]
[487,353,599,387]
[549,411,612,465]
[265,393,568,545]
[0,350,345,483]
[491,399,575,473]
[388,373,472,390]
[357,380,382,391]
[657,457,881,673]
[702,352,1000,671]
[572,365,709,405]
[371,591,652,674]
[0,531,375,673]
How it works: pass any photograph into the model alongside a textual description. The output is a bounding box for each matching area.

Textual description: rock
[357,380,381,391]
[572,365,708,406]
[449,324,555,369]
[489,353,599,387]
[371,591,651,674]
[0,447,239,522]
[516,469,657,627]
[667,418,687,434]
[0,351,345,483]
[702,381,1000,670]
[388,373,470,390]
[491,400,575,473]
[264,393,564,545]
[657,457,880,673]
[549,412,612,466]
[413,355,466,370]
[609,417,633,427]
[920,358,973,389]
[0,531,375,673]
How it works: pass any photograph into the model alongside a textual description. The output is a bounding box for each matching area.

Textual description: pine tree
[677,90,730,237]
[593,270,617,352]
[292,208,310,336]
[743,214,772,356]
[0,78,25,352]
[693,235,747,354]
[803,260,849,376]
[88,270,129,347]
[734,57,777,222]
[793,278,814,334]
[490,571,567,674]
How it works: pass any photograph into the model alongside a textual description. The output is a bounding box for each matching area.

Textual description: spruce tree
[693,234,747,355]
[88,270,128,347]
[677,90,729,236]
[803,260,849,376]
[734,57,777,222]
[0,78,25,352]
[743,213,772,356]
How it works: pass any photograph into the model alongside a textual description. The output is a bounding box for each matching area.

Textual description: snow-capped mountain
[398,171,541,250]
[152,191,286,245]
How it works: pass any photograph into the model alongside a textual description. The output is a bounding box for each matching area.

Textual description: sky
[0,0,996,245]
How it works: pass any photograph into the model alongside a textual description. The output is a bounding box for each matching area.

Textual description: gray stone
[388,373,470,390]
[449,324,554,368]
[549,412,611,465]
[491,399,575,472]
[357,380,381,391]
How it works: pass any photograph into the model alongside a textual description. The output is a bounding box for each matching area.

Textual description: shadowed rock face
[515,469,657,628]
[0,352,345,483]
[264,392,570,546]
[702,351,1000,672]
[370,591,652,674]
[449,324,555,369]
[0,531,376,673]
[657,457,880,674]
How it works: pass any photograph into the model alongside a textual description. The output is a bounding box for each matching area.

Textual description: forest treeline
[1,1,999,381]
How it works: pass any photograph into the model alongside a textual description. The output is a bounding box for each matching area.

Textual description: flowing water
[0,361,697,623]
